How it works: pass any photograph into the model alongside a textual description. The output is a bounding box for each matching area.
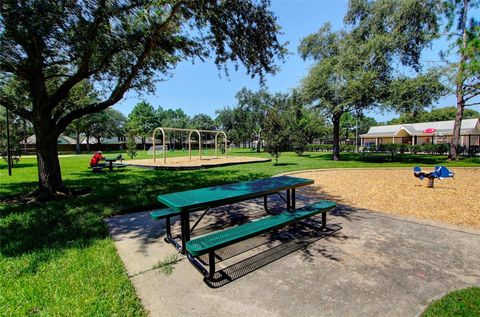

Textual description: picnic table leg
[321,211,327,230]
[165,217,172,241]
[163,217,181,250]
[208,251,215,279]
[286,189,291,211]
[264,195,269,213]
[180,212,190,254]
[291,188,296,210]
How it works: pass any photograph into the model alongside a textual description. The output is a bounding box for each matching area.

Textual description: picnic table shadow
[199,221,344,288]
[158,197,356,288]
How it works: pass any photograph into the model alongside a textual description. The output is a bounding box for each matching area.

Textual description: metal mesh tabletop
[157,175,314,212]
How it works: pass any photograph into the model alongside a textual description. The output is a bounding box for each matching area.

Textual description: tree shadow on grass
[0,162,38,170]
[273,163,298,166]
[0,167,270,271]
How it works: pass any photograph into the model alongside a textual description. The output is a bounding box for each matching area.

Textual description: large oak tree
[0,0,286,199]
[299,23,385,160]
[299,0,447,161]
[345,0,480,159]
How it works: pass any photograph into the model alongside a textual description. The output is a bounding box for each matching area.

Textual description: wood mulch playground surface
[127,156,270,169]
[294,168,480,229]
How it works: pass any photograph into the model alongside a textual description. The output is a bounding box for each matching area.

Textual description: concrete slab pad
[106,192,480,317]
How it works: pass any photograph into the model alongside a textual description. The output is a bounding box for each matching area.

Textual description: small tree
[126,129,138,160]
[286,91,309,156]
[127,102,158,150]
[263,106,286,164]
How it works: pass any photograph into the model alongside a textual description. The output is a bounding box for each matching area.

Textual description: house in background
[23,134,77,146]
[360,118,480,149]
[80,136,153,149]
[21,134,77,153]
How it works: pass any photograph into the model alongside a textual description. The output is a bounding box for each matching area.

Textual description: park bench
[92,163,127,172]
[184,200,336,280]
[91,157,128,172]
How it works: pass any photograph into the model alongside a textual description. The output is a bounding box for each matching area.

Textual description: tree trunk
[75,131,80,154]
[332,113,341,161]
[86,134,90,153]
[449,0,469,161]
[143,137,146,150]
[450,92,465,160]
[23,118,28,152]
[34,123,68,199]
[256,132,261,153]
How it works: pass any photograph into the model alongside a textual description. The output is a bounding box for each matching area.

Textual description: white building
[360,118,480,148]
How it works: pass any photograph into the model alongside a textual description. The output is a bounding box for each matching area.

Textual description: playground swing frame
[152,127,227,163]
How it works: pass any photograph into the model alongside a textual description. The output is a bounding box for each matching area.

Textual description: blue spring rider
[413,166,455,188]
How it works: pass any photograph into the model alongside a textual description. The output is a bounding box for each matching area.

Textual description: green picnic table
[154,175,337,281]
[156,175,314,252]
[102,156,127,171]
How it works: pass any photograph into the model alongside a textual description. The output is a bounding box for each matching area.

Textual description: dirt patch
[293,168,480,229]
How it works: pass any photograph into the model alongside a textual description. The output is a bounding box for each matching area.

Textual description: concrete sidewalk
[106,193,480,317]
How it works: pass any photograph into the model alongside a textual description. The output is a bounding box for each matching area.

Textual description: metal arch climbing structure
[152,127,227,163]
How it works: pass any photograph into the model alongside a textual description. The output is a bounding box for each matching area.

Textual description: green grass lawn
[423,287,480,316]
[1,149,479,315]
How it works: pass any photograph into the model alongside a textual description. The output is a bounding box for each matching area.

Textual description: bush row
[306,144,356,152]
[366,143,453,155]
[306,143,473,155]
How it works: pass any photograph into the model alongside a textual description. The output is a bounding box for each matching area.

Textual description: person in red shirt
[90,151,105,167]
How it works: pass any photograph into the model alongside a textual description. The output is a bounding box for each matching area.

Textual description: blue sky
[113,0,477,123]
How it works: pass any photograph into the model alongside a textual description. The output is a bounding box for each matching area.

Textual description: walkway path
[106,191,480,317]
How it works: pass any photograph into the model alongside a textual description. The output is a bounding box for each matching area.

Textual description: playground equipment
[413,166,454,188]
[152,127,227,163]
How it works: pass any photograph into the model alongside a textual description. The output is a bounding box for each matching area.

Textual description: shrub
[126,131,137,159]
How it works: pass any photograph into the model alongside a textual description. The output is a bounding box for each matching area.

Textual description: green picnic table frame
[156,175,314,254]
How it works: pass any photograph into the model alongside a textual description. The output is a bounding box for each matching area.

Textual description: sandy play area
[127,156,270,169]
[293,168,480,229]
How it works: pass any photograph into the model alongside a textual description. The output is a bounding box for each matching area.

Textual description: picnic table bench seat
[150,208,181,220]
[91,162,127,172]
[92,166,105,173]
[185,200,336,279]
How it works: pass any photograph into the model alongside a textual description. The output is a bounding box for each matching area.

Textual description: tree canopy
[190,114,216,131]
[299,0,448,160]
[388,106,480,124]
[0,0,286,199]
